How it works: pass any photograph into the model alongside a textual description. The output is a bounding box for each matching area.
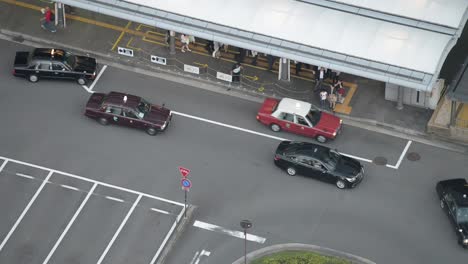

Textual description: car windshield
[63,52,76,69]
[457,207,468,223]
[306,110,321,126]
[322,149,340,170]
[136,98,151,119]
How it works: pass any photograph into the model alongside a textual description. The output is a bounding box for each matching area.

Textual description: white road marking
[171,111,394,168]
[0,159,7,172]
[42,183,98,264]
[105,196,124,203]
[88,65,107,92]
[150,208,170,214]
[193,220,266,244]
[0,171,53,252]
[0,156,184,207]
[60,184,79,191]
[189,251,200,264]
[97,194,142,264]
[393,140,412,169]
[15,173,35,179]
[81,85,94,93]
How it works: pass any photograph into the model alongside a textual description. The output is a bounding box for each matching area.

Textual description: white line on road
[189,251,200,264]
[194,249,211,264]
[193,220,266,244]
[60,184,79,191]
[105,196,124,203]
[16,173,35,180]
[42,183,98,264]
[88,65,107,92]
[96,194,142,264]
[0,171,53,252]
[340,153,373,163]
[0,156,184,207]
[393,140,412,169]
[150,208,169,215]
[81,85,93,93]
[0,159,8,173]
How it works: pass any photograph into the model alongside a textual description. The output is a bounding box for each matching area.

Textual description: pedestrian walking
[294,61,302,76]
[212,41,221,58]
[331,69,341,84]
[319,89,328,109]
[180,34,191,52]
[40,6,56,33]
[333,80,345,103]
[267,54,275,71]
[250,50,258,66]
[314,67,325,91]
[328,90,337,111]
[231,62,243,83]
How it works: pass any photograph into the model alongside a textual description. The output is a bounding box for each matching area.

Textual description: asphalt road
[0,38,467,264]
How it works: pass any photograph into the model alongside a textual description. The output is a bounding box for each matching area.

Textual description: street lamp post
[240,220,252,264]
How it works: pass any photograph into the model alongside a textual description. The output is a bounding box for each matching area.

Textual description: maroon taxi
[85,91,171,135]
[256,98,342,143]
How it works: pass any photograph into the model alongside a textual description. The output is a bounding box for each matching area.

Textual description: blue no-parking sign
[181,178,192,190]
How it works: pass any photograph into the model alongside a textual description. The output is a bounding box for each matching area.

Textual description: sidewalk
[1,0,465,151]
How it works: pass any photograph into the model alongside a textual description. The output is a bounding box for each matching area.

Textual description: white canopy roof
[332,0,468,28]
[128,0,452,74]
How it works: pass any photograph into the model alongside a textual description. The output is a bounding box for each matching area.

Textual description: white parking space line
[0,171,53,252]
[0,156,184,207]
[393,140,412,169]
[339,153,373,163]
[60,184,79,191]
[42,183,98,264]
[150,208,170,215]
[15,173,35,180]
[0,159,8,172]
[190,249,211,264]
[105,196,124,203]
[88,65,107,92]
[97,194,142,264]
[193,220,266,244]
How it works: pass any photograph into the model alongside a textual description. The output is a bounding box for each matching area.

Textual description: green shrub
[250,250,351,264]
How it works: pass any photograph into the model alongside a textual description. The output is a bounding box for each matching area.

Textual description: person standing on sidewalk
[40,7,56,33]
[180,34,191,52]
[231,62,243,83]
[319,89,328,109]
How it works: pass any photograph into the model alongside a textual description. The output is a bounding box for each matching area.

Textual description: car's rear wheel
[440,200,445,209]
[98,117,108,126]
[146,127,158,136]
[270,123,281,132]
[77,77,87,85]
[286,167,296,176]
[316,135,327,143]
[336,180,346,189]
[28,74,39,83]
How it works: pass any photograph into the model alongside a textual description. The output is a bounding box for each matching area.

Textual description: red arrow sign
[178,166,190,177]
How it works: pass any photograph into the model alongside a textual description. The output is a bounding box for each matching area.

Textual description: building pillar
[169,30,176,55]
[279,58,290,81]
[396,85,404,110]
[450,100,457,126]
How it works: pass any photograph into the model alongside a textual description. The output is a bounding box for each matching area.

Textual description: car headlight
[346,177,356,182]
[340,119,343,124]
[332,132,336,137]
[463,238,468,245]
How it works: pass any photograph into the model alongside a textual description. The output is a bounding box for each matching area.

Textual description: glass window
[39,63,51,70]
[296,115,309,126]
[124,110,138,119]
[280,113,294,122]
[306,110,321,126]
[457,207,468,223]
[52,63,64,71]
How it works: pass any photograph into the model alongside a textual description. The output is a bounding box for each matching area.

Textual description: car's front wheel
[98,117,108,126]
[146,127,158,136]
[286,167,296,176]
[316,135,327,143]
[77,77,87,85]
[28,74,39,83]
[270,123,281,132]
[336,180,346,189]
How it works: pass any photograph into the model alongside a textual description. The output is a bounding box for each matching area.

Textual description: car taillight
[274,154,281,161]
[12,69,15,75]
[256,115,260,120]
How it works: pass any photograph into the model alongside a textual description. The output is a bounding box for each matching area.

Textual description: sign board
[216,72,233,83]
[178,166,190,177]
[117,47,134,57]
[181,178,192,190]
[150,55,167,65]
[184,65,200,75]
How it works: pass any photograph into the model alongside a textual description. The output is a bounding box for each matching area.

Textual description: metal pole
[244,229,247,264]
[184,189,187,218]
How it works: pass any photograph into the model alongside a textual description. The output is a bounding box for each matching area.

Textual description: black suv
[13,48,97,85]
[274,141,364,189]
[436,178,468,248]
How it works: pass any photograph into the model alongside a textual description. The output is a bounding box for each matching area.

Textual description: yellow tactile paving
[456,104,468,128]
[333,82,357,115]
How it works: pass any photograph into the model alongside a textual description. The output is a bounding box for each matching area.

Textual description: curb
[231,243,376,264]
[2,29,466,153]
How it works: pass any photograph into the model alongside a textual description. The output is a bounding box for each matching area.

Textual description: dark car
[13,48,97,85]
[436,178,468,248]
[274,141,364,189]
[84,91,172,135]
